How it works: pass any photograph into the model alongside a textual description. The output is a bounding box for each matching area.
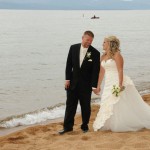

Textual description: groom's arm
[65,45,73,80]
[91,51,100,88]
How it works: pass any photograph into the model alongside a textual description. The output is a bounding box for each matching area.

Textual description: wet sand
[0,94,150,150]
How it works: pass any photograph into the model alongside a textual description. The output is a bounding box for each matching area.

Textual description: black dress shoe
[58,129,73,135]
[82,129,89,133]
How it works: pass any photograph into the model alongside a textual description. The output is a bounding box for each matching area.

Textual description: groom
[59,31,100,134]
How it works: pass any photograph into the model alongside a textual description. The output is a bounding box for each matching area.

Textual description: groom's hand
[65,80,70,90]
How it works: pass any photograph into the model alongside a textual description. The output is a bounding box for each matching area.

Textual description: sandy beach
[0,94,150,150]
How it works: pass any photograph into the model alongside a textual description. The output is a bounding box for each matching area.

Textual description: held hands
[65,80,102,94]
[92,87,101,95]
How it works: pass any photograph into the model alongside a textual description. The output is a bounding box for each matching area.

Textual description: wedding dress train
[93,59,150,132]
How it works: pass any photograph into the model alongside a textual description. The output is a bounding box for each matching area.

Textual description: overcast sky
[0,0,150,10]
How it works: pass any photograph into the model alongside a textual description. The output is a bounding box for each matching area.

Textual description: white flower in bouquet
[112,85,125,97]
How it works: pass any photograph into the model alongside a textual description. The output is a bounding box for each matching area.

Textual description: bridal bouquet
[112,85,125,97]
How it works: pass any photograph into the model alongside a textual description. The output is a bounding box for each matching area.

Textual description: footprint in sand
[81,136,90,141]
[7,135,29,144]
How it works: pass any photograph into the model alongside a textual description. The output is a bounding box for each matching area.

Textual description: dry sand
[0,94,150,150]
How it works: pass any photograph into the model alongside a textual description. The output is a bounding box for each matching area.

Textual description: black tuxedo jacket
[66,43,100,92]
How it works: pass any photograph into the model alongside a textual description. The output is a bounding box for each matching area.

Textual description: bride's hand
[93,87,101,95]
[119,85,125,91]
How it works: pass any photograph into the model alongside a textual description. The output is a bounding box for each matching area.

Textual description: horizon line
[0,8,150,10]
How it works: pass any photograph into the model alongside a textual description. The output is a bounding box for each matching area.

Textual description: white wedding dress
[93,59,150,132]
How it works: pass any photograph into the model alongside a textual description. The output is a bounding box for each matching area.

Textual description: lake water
[0,10,150,129]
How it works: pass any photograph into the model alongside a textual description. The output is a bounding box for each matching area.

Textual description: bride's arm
[114,52,124,88]
[97,64,105,88]
[95,56,105,94]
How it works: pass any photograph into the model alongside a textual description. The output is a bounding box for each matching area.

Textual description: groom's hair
[84,31,94,38]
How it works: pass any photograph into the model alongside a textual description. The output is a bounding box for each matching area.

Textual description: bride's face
[103,39,110,52]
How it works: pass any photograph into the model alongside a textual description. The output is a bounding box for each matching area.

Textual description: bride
[93,36,150,132]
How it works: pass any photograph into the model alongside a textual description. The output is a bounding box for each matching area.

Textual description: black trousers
[63,85,92,130]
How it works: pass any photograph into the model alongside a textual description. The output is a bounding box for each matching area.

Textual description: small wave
[0,97,100,129]
[0,104,81,128]
[0,97,103,129]
[139,89,150,95]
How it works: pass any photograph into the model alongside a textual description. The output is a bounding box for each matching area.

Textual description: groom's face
[82,35,93,48]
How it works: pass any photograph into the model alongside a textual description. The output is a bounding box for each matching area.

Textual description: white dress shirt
[80,45,88,67]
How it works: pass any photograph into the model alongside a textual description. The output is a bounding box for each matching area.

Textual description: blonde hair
[105,36,120,58]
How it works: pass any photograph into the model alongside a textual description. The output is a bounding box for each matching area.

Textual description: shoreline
[0,89,149,131]
[0,94,150,150]
[0,117,64,137]
[0,111,82,137]
[0,93,150,138]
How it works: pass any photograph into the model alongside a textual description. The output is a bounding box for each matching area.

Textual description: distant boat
[91,15,99,19]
